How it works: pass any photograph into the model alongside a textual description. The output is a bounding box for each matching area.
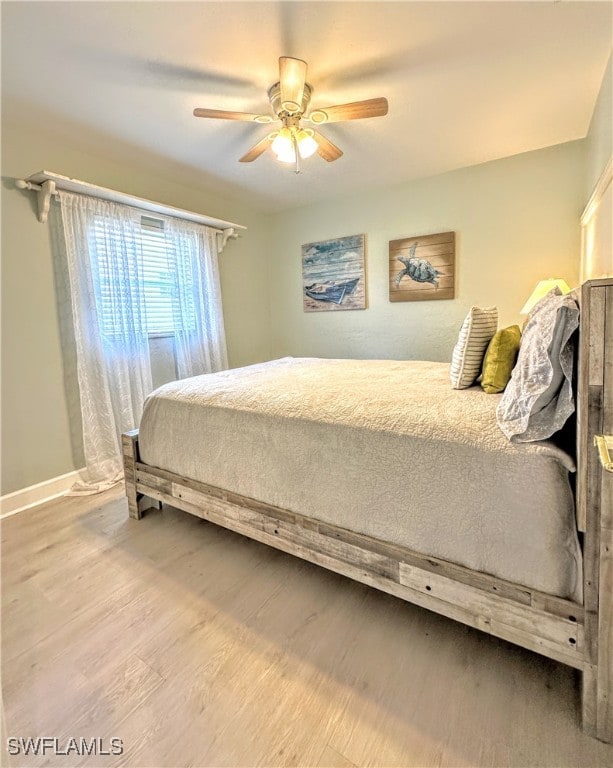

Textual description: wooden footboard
[122,430,160,519]
[123,279,613,742]
[124,448,586,666]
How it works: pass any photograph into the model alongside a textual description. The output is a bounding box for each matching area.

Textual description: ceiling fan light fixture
[272,126,318,163]
[296,129,318,159]
[277,147,297,164]
[272,127,295,162]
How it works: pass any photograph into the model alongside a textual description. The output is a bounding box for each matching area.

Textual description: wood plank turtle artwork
[389,232,455,302]
[302,234,366,312]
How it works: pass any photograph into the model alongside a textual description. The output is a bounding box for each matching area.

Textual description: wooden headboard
[577,277,612,741]
[577,278,612,531]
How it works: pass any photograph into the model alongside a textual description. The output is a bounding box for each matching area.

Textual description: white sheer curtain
[60,191,153,490]
[58,191,228,492]
[163,216,228,377]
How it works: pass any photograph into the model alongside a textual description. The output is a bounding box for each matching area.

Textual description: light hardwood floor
[2,487,612,768]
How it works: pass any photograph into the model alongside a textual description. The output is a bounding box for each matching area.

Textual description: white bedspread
[139,358,582,601]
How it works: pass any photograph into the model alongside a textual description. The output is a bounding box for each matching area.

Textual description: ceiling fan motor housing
[268,82,313,118]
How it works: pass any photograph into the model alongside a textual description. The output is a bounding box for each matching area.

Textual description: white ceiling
[2,1,611,213]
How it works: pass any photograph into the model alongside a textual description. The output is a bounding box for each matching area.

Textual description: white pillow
[496,289,579,442]
[450,306,498,389]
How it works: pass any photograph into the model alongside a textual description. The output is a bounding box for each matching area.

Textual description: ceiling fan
[193,57,389,172]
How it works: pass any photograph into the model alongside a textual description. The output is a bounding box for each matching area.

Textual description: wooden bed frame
[123,278,612,742]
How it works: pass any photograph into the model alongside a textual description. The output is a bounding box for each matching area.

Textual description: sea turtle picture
[395,241,441,288]
[389,232,455,302]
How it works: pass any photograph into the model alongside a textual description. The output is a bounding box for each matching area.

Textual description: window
[90,215,195,336]
[58,188,228,486]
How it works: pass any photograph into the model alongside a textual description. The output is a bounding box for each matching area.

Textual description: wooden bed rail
[123,278,612,743]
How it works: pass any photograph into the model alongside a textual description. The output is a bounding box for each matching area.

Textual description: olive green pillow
[481,325,522,394]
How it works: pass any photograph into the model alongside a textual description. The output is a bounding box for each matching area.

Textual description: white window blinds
[90,214,195,335]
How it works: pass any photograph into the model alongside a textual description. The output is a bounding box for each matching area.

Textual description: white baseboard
[0,469,84,519]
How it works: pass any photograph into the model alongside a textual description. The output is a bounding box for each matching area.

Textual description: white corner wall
[580,52,612,282]
[585,54,612,201]
[267,141,586,363]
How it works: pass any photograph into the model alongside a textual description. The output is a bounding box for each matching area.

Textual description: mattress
[139,357,582,601]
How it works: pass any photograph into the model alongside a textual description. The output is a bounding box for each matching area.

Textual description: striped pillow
[450,306,498,389]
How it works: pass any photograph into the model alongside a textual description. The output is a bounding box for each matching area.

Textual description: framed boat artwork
[302,234,366,312]
[389,231,455,301]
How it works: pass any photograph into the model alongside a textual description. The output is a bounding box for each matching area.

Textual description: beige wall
[267,141,585,363]
[0,121,591,497]
[1,118,272,494]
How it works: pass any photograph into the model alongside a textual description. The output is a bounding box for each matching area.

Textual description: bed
[123,278,612,742]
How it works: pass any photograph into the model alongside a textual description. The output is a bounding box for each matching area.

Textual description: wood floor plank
[197,563,365,767]
[316,745,358,768]
[2,490,613,767]
[57,653,164,742]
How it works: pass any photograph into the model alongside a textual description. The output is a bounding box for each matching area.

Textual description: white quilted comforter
[139,357,582,600]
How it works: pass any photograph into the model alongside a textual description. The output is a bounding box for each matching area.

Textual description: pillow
[450,306,498,389]
[481,325,522,394]
[496,289,579,442]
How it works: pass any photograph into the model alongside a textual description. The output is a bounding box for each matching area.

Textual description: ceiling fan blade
[308,97,388,124]
[313,131,343,162]
[239,135,273,163]
[193,108,272,123]
[279,57,307,113]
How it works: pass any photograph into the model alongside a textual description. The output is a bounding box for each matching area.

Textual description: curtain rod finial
[16,178,57,222]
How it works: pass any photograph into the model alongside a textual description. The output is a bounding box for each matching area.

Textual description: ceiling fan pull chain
[292,132,301,175]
